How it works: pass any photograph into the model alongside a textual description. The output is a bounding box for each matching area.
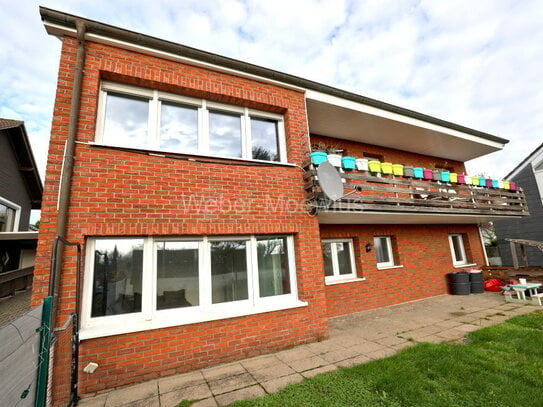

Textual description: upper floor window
[534,159,543,202]
[96,82,287,163]
[0,197,20,232]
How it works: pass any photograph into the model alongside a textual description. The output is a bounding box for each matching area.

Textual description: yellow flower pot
[380,162,393,175]
[449,172,458,183]
[392,164,404,176]
[368,160,381,173]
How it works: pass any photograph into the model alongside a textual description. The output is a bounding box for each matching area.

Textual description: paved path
[0,289,32,327]
[79,293,537,407]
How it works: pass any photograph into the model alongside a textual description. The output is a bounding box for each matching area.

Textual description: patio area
[78,292,537,407]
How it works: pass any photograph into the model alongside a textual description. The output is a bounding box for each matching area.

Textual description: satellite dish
[316,161,344,201]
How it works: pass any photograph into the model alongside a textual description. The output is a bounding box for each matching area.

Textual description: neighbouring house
[34,7,529,404]
[494,142,543,266]
[0,119,42,297]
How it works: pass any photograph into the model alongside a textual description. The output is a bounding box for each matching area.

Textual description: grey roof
[506,141,543,178]
[40,6,508,146]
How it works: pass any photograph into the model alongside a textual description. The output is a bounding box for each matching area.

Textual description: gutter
[39,6,508,146]
[48,18,86,407]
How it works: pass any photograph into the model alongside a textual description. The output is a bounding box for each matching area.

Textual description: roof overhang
[317,211,519,225]
[0,231,39,241]
[306,91,506,162]
[40,7,508,161]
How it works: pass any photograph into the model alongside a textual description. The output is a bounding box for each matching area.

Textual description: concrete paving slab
[158,370,206,393]
[105,380,158,407]
[241,355,281,372]
[286,355,328,373]
[320,347,361,364]
[301,364,337,378]
[202,363,246,381]
[78,394,107,407]
[214,385,265,406]
[376,335,407,347]
[365,347,396,360]
[159,384,212,407]
[208,372,256,395]
[348,340,386,355]
[260,373,304,393]
[250,362,296,382]
[275,347,315,362]
[191,398,218,407]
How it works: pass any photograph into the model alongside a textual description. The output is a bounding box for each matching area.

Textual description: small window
[208,111,243,158]
[103,92,150,148]
[0,202,17,232]
[374,236,394,268]
[156,241,200,310]
[322,239,357,282]
[448,234,468,266]
[159,102,199,154]
[257,236,291,297]
[91,238,144,317]
[251,118,279,162]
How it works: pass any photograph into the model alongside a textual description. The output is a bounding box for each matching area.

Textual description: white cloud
[1,0,542,181]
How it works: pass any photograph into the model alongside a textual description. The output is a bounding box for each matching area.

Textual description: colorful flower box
[491,180,499,188]
[471,176,479,186]
[509,181,517,191]
[381,162,393,174]
[450,173,458,183]
[368,160,381,173]
[309,152,327,165]
[403,165,414,177]
[457,174,465,184]
[441,171,450,182]
[423,169,433,179]
[392,164,404,176]
[413,167,424,178]
[355,158,368,171]
[485,178,492,187]
[342,156,356,171]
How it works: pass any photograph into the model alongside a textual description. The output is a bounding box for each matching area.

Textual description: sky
[1,0,542,186]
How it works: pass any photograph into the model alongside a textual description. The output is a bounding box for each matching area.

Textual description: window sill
[453,263,477,269]
[377,264,404,270]
[79,299,308,340]
[325,277,366,286]
[87,142,296,168]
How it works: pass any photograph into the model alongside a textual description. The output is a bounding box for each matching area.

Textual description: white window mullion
[330,243,340,277]
[243,108,251,160]
[277,118,287,163]
[199,100,209,155]
[95,89,108,144]
[142,237,154,321]
[152,91,161,150]
[287,236,298,299]
[250,236,259,305]
[200,237,211,309]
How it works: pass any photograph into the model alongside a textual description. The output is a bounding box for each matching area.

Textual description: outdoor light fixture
[365,243,372,253]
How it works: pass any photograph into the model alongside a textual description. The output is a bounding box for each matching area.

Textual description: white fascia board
[508,145,543,179]
[43,22,306,94]
[306,90,505,150]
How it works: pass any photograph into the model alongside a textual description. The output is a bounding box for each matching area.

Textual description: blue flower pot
[440,171,450,182]
[310,152,328,165]
[342,156,356,171]
[413,167,424,178]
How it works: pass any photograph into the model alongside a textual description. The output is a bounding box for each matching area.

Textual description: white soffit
[317,211,519,225]
[306,91,504,162]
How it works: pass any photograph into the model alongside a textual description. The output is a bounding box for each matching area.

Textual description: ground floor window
[448,234,469,266]
[82,235,301,338]
[374,236,395,268]
[322,239,357,283]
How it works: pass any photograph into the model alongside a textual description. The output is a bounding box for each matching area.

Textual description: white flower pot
[355,158,368,171]
[327,154,343,167]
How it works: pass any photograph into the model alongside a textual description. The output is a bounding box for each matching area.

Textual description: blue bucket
[440,171,450,182]
[310,152,328,165]
[342,156,356,171]
[413,167,424,178]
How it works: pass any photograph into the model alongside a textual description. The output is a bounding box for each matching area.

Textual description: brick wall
[32,37,328,400]
[320,224,486,317]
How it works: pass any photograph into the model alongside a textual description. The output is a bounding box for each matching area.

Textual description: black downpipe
[49,237,82,406]
[47,18,86,407]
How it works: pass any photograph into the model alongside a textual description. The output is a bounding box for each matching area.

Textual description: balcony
[304,164,529,225]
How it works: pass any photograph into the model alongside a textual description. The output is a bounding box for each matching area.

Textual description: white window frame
[448,234,468,266]
[0,196,21,232]
[532,152,543,204]
[322,239,358,284]
[81,235,303,339]
[95,81,287,163]
[374,236,395,269]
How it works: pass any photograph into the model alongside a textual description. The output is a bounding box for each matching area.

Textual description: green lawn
[230,311,543,407]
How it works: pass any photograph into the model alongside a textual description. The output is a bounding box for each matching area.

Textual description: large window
[0,197,20,232]
[448,234,468,266]
[96,82,286,162]
[322,239,357,283]
[82,235,301,338]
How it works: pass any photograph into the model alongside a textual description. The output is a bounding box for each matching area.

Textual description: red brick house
[34,7,528,404]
